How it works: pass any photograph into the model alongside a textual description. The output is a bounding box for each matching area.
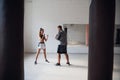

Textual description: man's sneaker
[66,62,71,66]
[56,63,61,66]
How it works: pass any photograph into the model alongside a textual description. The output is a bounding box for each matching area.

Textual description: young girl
[34,28,49,64]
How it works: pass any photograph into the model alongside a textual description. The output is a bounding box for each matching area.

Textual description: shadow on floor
[61,64,88,69]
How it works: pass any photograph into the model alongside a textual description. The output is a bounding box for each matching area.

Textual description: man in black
[55,25,70,66]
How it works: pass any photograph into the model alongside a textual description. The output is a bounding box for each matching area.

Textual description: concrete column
[88,0,115,80]
[0,0,24,80]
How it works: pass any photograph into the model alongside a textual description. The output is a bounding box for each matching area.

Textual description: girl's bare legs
[43,49,49,63]
[34,48,41,64]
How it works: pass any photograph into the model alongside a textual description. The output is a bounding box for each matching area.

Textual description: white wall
[65,24,86,45]
[115,0,120,24]
[114,0,120,54]
[24,0,33,52]
[24,0,120,53]
[24,0,89,53]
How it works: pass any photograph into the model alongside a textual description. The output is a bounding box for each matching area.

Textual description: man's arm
[55,32,61,40]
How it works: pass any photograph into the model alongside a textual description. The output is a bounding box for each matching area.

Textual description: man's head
[57,25,63,31]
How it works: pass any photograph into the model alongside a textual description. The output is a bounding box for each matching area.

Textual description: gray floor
[24,53,120,80]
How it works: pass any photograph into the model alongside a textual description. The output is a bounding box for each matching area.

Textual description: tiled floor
[24,53,120,80]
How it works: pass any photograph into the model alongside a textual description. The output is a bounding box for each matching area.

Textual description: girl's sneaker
[34,61,37,64]
[45,59,50,63]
